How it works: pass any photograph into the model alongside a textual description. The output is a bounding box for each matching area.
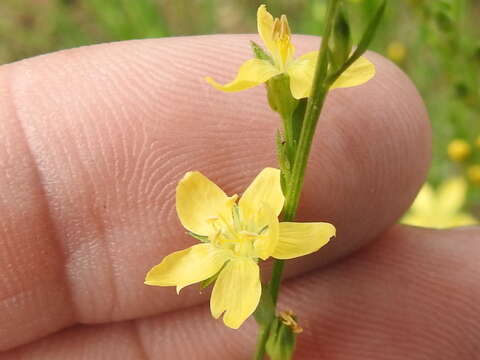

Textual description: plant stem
[254,1,341,358]
[254,326,270,360]
[282,0,339,221]
[270,0,339,302]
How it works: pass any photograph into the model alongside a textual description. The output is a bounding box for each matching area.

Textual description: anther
[279,310,303,334]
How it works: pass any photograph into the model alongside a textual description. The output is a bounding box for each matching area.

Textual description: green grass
[1,0,479,215]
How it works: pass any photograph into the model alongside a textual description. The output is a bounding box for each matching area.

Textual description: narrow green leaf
[348,0,386,64]
[329,10,352,71]
[327,0,386,84]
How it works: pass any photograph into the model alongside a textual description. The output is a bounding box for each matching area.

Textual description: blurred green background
[1,0,479,221]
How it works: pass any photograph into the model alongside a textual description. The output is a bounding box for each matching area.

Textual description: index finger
[0,34,430,350]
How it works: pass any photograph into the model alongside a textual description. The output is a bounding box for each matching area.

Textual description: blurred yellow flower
[467,164,480,185]
[447,139,471,162]
[402,177,477,229]
[206,5,375,99]
[145,168,335,329]
[475,136,480,148]
[387,41,407,63]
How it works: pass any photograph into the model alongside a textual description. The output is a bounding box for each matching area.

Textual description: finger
[5,226,479,359]
[0,34,430,350]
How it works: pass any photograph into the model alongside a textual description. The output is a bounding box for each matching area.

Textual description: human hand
[1,35,476,359]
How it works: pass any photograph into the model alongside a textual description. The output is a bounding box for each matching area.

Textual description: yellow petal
[257,4,277,55]
[253,203,279,260]
[330,56,376,90]
[447,213,478,228]
[176,171,233,236]
[401,212,432,228]
[210,257,261,329]
[286,51,318,99]
[144,244,231,293]
[206,59,281,93]
[239,168,285,219]
[273,222,335,259]
[437,177,467,214]
[409,182,435,215]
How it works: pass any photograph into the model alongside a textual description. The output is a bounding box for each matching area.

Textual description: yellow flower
[206,5,375,99]
[475,136,480,148]
[447,139,471,162]
[145,168,335,329]
[386,41,407,63]
[467,164,480,185]
[402,177,477,229]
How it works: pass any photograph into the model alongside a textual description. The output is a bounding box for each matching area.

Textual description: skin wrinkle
[129,319,151,360]
[7,59,121,324]
[0,67,76,351]
[0,35,430,352]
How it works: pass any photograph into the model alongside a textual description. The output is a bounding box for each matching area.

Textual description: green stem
[282,0,339,221]
[254,1,341,359]
[254,326,270,360]
[281,113,294,153]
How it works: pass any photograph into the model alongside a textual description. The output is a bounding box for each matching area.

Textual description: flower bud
[266,311,302,360]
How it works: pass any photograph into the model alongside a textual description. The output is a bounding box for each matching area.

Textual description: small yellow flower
[402,177,477,229]
[206,5,375,99]
[447,139,471,162]
[475,136,480,148]
[467,164,480,185]
[386,41,407,63]
[145,168,335,329]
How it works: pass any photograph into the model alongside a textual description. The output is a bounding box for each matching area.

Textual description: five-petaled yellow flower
[206,5,375,99]
[145,168,335,329]
[402,177,477,229]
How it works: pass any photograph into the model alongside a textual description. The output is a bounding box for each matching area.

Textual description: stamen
[207,217,220,232]
[280,15,291,39]
[272,18,281,40]
[258,224,269,235]
[279,310,303,334]
[232,204,242,230]
[271,14,292,67]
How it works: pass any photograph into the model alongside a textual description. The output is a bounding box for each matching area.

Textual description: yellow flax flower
[447,139,471,162]
[145,168,335,329]
[206,5,375,99]
[386,41,407,63]
[475,136,480,148]
[467,165,480,185]
[402,177,477,229]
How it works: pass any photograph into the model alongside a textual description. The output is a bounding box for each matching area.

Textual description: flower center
[272,14,292,70]
[207,204,267,258]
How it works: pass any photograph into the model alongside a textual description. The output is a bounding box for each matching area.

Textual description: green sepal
[199,262,227,289]
[187,231,209,243]
[329,9,352,72]
[265,74,299,120]
[265,316,298,360]
[251,40,273,63]
[253,283,275,327]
